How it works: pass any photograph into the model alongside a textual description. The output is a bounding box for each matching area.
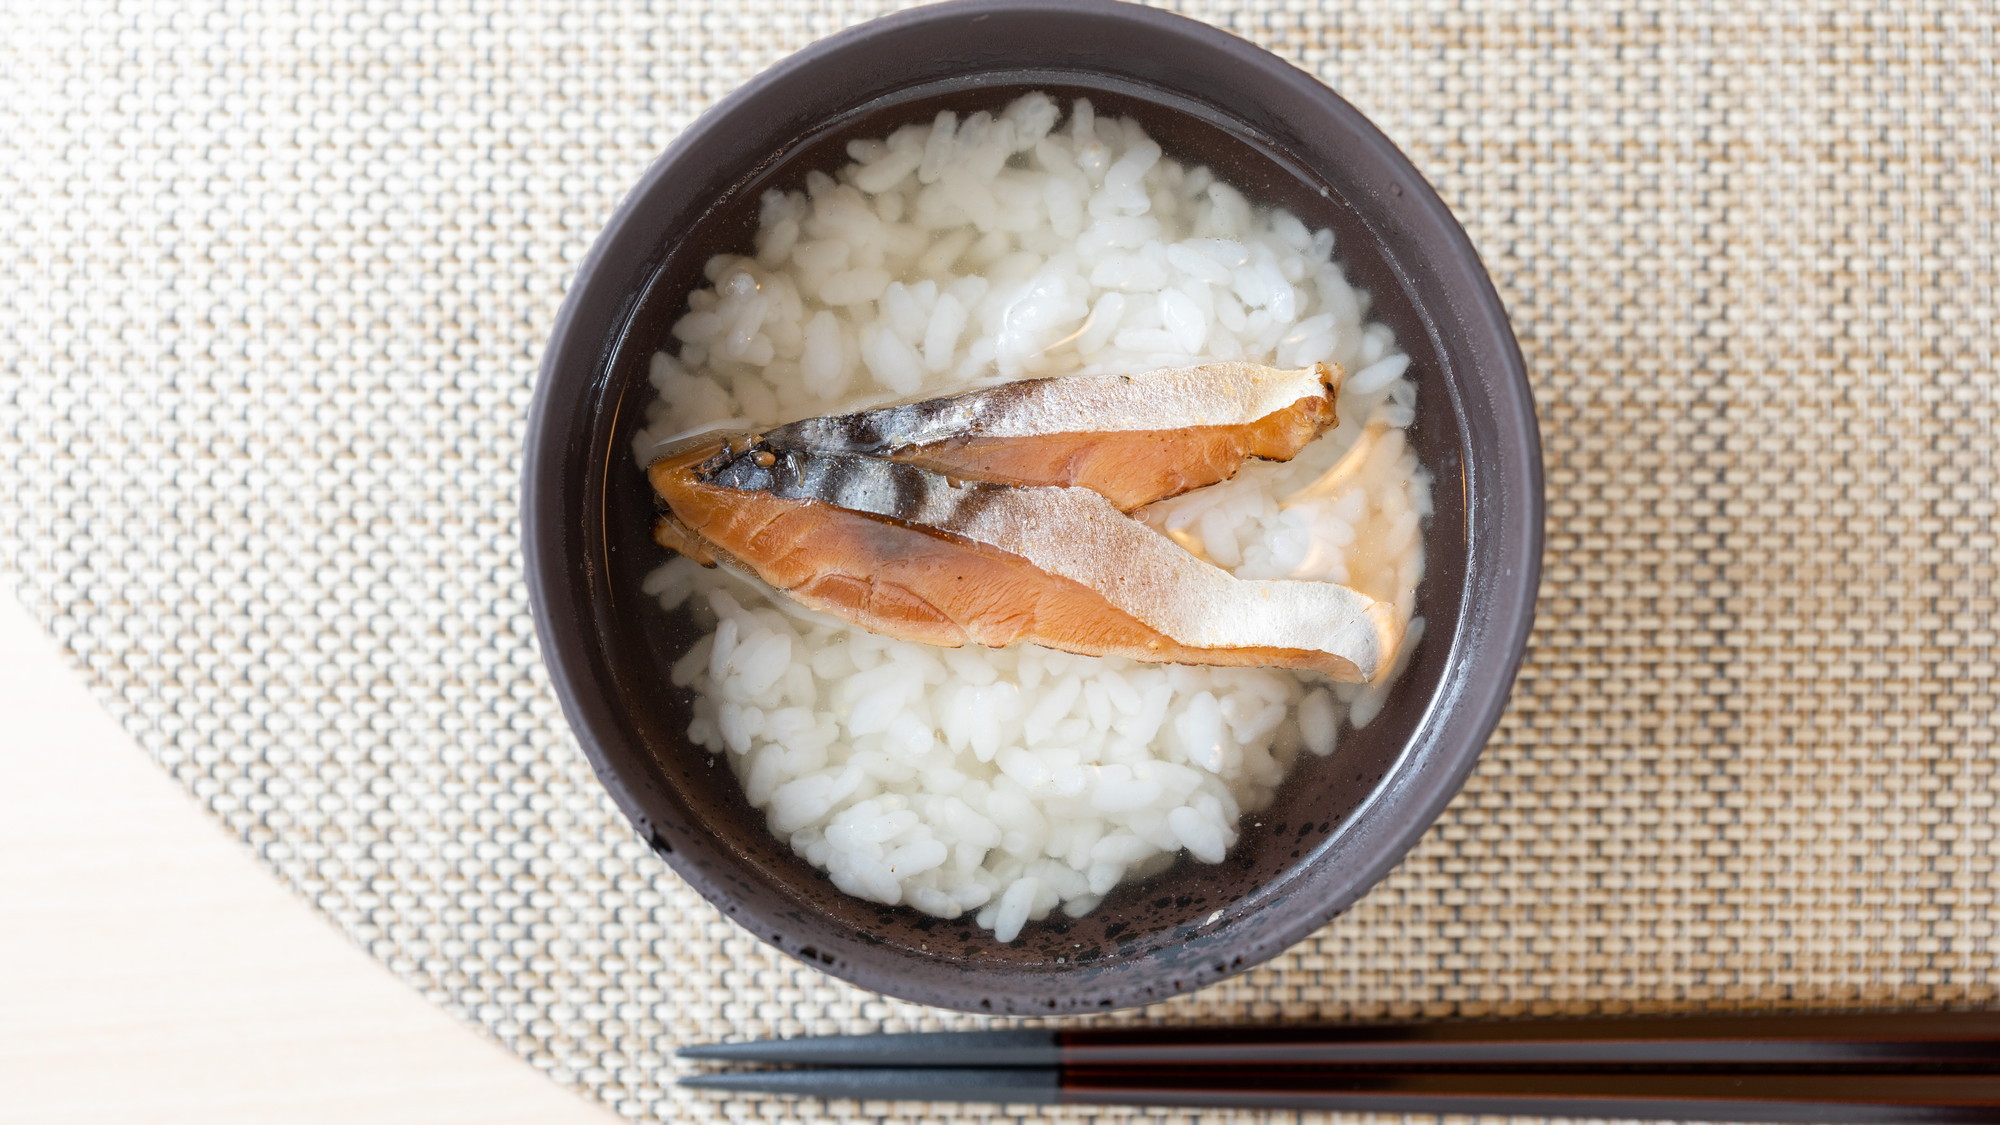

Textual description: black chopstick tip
[675,1029,1059,1066]
[676,1071,769,1092]
[677,1066,1064,1104]
[675,1040,762,1061]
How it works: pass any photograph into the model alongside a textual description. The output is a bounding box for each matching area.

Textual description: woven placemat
[4,0,1995,1120]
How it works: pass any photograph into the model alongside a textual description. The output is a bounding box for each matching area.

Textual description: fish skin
[651,442,1398,681]
[760,362,1341,511]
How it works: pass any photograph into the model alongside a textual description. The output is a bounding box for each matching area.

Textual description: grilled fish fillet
[759,362,1341,511]
[649,440,1400,682]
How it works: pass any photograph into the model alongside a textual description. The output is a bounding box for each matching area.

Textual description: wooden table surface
[0,588,622,1124]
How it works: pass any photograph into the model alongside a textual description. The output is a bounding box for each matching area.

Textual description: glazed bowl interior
[525,0,1539,1014]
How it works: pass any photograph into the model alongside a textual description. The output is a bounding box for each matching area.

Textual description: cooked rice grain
[635,93,1430,938]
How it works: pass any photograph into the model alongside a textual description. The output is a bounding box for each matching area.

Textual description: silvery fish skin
[757,362,1342,512]
[655,435,1399,682]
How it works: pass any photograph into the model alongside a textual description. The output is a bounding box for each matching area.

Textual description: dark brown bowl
[523,0,1541,1014]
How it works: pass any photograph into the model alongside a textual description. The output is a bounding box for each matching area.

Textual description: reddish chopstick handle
[1058,1011,2000,1067]
[1060,1069,2000,1122]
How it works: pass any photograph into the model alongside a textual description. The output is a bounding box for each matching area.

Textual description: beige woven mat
[4,0,1996,1120]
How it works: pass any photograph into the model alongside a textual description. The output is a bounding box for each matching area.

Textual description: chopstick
[679,1066,2000,1121]
[678,1013,2000,1121]
[680,1010,2000,1067]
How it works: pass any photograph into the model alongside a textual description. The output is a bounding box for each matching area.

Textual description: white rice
[633,93,1431,939]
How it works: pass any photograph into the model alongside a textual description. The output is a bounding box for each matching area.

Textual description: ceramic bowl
[523,0,1541,1014]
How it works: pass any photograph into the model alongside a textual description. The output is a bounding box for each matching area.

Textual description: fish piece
[760,362,1341,511]
[651,511,715,566]
[650,442,1400,681]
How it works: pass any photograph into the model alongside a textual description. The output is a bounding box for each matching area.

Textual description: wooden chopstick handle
[1058,1011,2000,1067]
[1061,1069,2000,1122]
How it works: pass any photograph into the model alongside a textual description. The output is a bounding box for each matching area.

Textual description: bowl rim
[524,0,1543,1012]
